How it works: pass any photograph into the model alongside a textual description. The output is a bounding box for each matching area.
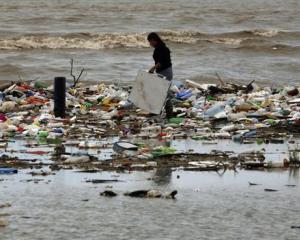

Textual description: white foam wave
[251,29,279,37]
[0,29,283,50]
[208,38,244,46]
[0,31,198,50]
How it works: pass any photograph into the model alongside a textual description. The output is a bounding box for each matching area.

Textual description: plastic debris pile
[0,79,299,172]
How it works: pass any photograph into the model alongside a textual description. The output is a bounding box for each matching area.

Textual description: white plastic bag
[128,70,171,114]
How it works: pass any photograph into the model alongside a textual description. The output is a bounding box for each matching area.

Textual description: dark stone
[169,190,178,199]
[264,189,278,192]
[100,190,117,197]
[124,190,149,198]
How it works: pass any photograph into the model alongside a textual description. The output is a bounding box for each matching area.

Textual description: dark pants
[157,67,173,118]
[157,67,173,81]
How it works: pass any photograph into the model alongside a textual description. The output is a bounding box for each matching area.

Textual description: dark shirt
[153,43,172,72]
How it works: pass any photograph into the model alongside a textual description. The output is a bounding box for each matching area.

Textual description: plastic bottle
[243,130,257,138]
[0,168,18,174]
[203,104,225,118]
[176,89,193,100]
[193,97,206,109]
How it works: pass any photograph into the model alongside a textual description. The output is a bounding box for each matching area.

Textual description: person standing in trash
[148,32,173,81]
[147,32,174,118]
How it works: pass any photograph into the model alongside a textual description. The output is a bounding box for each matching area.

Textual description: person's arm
[149,63,161,73]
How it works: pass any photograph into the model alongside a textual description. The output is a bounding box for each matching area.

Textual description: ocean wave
[0,31,200,50]
[0,33,149,50]
[250,29,279,37]
[206,38,244,46]
[0,29,297,50]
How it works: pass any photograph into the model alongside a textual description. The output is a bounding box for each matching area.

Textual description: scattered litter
[0,78,298,173]
[113,141,138,153]
[64,155,91,164]
[0,168,18,174]
[0,203,11,208]
[86,179,122,184]
[264,188,278,192]
[285,184,297,187]
[291,226,300,229]
[249,182,261,186]
[124,190,177,199]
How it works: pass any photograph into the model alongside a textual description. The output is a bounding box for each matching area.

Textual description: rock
[291,226,300,229]
[264,189,278,192]
[287,88,299,96]
[100,190,117,197]
[124,190,178,199]
[29,171,53,177]
[86,179,121,184]
[163,190,178,199]
[146,190,162,198]
[249,182,261,186]
[124,190,149,198]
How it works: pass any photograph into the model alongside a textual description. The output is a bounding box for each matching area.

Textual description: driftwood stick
[70,59,76,84]
[70,59,86,88]
[74,68,85,87]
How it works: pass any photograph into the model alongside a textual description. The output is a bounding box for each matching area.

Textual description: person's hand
[148,66,156,73]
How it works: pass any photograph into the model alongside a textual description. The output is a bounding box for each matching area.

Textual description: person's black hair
[147,32,165,45]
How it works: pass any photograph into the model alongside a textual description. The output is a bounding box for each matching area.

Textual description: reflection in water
[215,169,226,177]
[289,149,300,163]
[289,167,300,181]
[53,144,66,161]
[153,167,172,185]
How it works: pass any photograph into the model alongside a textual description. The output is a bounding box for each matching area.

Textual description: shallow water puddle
[0,137,299,164]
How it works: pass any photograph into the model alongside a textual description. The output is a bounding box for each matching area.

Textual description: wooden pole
[54,77,66,118]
